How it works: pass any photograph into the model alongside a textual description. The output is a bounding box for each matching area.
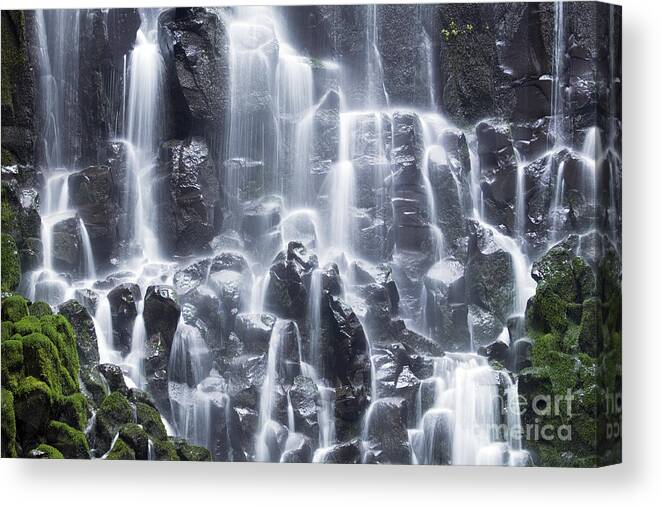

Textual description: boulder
[363,397,411,464]
[143,285,181,350]
[107,283,141,354]
[58,300,99,371]
[51,217,83,276]
[97,364,128,395]
[234,313,276,354]
[157,137,221,256]
[288,376,320,442]
[158,7,230,136]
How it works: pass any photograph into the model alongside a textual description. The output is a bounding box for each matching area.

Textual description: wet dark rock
[173,259,211,295]
[51,217,83,276]
[158,7,230,137]
[288,376,320,443]
[58,300,99,372]
[97,363,128,395]
[316,438,362,464]
[143,285,181,350]
[73,288,99,315]
[157,137,221,256]
[476,122,518,233]
[107,283,141,354]
[241,196,283,264]
[68,165,120,266]
[512,337,533,371]
[363,397,411,464]
[234,313,276,354]
[279,434,313,463]
[265,242,318,319]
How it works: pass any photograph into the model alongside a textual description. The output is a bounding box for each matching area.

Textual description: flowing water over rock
[7,3,621,466]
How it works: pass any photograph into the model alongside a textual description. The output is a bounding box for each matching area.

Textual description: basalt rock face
[157,137,221,256]
[158,7,230,139]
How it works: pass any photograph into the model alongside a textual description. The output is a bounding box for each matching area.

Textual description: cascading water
[14,3,622,465]
[123,13,164,262]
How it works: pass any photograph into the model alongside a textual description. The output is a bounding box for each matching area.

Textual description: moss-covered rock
[119,423,150,460]
[1,294,28,322]
[96,391,134,451]
[58,299,99,371]
[39,314,80,382]
[1,233,21,291]
[27,443,65,459]
[13,376,53,446]
[105,437,136,460]
[152,438,179,461]
[21,331,76,396]
[46,420,90,459]
[1,338,23,390]
[135,401,167,441]
[56,393,89,432]
[171,437,212,461]
[1,388,17,457]
[2,320,15,340]
[29,301,53,318]
[14,315,42,335]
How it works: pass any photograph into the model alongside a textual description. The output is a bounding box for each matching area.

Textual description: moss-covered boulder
[21,332,76,396]
[13,376,53,446]
[95,391,133,452]
[1,388,17,457]
[46,420,90,459]
[58,299,99,371]
[105,437,136,460]
[1,338,23,390]
[135,401,167,441]
[55,393,89,432]
[27,443,65,459]
[1,233,21,291]
[118,423,150,460]
[29,301,53,318]
[2,294,28,322]
[152,438,179,461]
[171,437,212,461]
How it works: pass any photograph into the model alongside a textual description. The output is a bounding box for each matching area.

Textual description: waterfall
[126,300,147,389]
[256,319,288,462]
[79,218,96,281]
[409,354,529,466]
[124,13,164,262]
[93,296,121,365]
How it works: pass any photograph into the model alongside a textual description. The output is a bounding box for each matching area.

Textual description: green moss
[39,314,79,382]
[531,333,578,394]
[29,301,53,318]
[152,438,179,461]
[2,320,15,340]
[105,438,136,460]
[13,376,53,444]
[171,438,212,461]
[136,401,167,441]
[119,423,150,460]
[1,294,28,322]
[21,331,76,395]
[1,388,17,457]
[14,315,42,335]
[46,420,90,459]
[526,282,569,334]
[56,393,89,432]
[1,233,21,291]
[1,338,23,390]
[28,443,65,459]
[96,391,134,450]
[1,11,27,109]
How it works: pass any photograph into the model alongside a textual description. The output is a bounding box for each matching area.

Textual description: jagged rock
[97,364,128,395]
[173,259,211,295]
[234,313,276,354]
[288,376,320,442]
[316,438,362,464]
[143,285,181,350]
[68,165,120,265]
[363,397,411,464]
[107,283,141,354]
[157,137,221,256]
[279,434,313,463]
[158,7,230,136]
[58,300,99,371]
[241,196,282,264]
[265,242,318,319]
[51,217,83,276]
